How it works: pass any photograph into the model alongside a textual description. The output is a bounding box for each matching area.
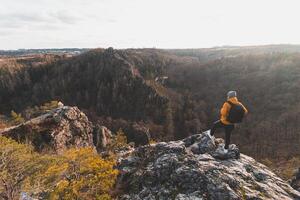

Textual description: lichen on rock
[117,133,300,200]
[0,106,95,153]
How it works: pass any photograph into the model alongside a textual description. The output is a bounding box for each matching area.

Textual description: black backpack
[227,101,245,123]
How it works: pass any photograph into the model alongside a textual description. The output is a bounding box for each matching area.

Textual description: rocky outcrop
[117,133,300,200]
[291,168,300,192]
[0,106,95,153]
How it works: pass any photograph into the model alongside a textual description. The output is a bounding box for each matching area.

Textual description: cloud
[0,11,82,26]
[0,13,45,27]
[1,0,300,49]
[49,10,83,24]
[0,30,11,37]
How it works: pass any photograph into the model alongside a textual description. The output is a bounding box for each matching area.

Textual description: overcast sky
[0,0,300,49]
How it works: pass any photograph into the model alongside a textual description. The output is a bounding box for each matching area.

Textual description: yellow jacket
[220,97,248,125]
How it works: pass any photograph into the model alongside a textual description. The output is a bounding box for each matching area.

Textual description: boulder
[212,144,240,160]
[117,132,300,200]
[0,106,95,153]
[184,132,216,154]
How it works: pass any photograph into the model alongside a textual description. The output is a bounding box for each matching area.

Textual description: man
[209,91,248,153]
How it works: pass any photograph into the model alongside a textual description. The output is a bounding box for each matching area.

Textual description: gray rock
[253,170,267,182]
[0,106,95,153]
[212,144,240,160]
[175,191,203,200]
[118,132,300,200]
[186,133,216,154]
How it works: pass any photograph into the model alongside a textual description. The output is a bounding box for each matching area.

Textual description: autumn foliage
[10,110,24,125]
[0,137,118,200]
[44,148,118,200]
[0,137,39,200]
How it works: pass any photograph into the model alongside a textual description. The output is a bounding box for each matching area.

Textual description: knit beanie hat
[227,91,237,99]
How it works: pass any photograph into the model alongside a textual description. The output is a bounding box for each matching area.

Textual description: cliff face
[117,133,300,200]
[0,106,95,153]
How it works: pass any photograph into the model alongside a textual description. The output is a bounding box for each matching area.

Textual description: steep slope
[0,48,177,141]
[117,133,300,200]
[0,48,169,121]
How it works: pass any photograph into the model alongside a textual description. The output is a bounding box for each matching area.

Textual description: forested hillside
[164,51,300,159]
[0,49,169,121]
[1,46,300,160]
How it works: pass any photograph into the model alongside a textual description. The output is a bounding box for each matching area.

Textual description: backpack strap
[227,101,234,106]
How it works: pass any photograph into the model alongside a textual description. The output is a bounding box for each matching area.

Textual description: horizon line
[1,43,300,51]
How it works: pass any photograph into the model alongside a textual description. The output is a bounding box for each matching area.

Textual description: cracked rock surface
[0,106,95,153]
[117,133,300,200]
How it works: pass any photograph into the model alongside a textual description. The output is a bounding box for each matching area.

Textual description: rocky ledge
[117,133,300,200]
[0,106,94,153]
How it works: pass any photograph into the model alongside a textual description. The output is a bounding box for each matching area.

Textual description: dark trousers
[211,120,234,149]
